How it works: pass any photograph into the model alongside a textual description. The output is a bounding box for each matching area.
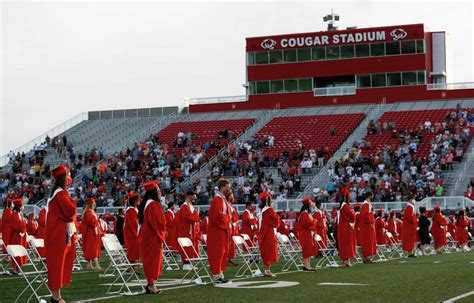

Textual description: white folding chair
[163,242,180,271]
[199,234,208,258]
[386,232,404,258]
[7,245,50,303]
[0,239,11,275]
[232,235,262,278]
[445,232,458,253]
[74,234,86,270]
[101,236,144,295]
[177,237,213,285]
[315,234,339,268]
[277,233,304,272]
[100,234,121,277]
[27,237,47,271]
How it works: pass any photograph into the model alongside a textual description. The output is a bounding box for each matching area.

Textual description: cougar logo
[390,28,407,41]
[261,39,277,50]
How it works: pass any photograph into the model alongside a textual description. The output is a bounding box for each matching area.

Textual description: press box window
[385,41,400,55]
[372,74,386,87]
[402,72,417,85]
[247,53,255,65]
[297,49,311,62]
[355,44,370,57]
[357,75,371,88]
[417,71,426,84]
[341,45,355,59]
[401,40,416,54]
[255,52,269,64]
[269,50,283,64]
[312,47,326,60]
[283,50,297,62]
[256,82,270,94]
[270,80,284,93]
[326,46,340,59]
[416,40,425,53]
[370,43,385,56]
[298,78,312,91]
[249,82,256,95]
[387,72,402,86]
[284,79,298,92]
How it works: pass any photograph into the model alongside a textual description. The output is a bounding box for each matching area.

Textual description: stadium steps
[297,102,396,198]
[449,139,474,196]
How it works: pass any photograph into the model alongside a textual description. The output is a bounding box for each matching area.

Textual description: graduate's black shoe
[213,278,229,284]
[408,254,417,258]
[50,298,62,303]
[303,267,316,272]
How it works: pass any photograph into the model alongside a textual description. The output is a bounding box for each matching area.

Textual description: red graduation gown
[396,220,403,242]
[431,213,447,249]
[124,207,140,261]
[9,212,27,269]
[201,216,209,237]
[81,209,101,260]
[277,219,290,236]
[241,209,258,247]
[207,194,231,275]
[26,218,38,236]
[375,217,387,245]
[139,200,166,283]
[402,204,417,251]
[175,203,200,261]
[360,202,376,257]
[313,209,328,247]
[337,203,356,260]
[447,222,456,241]
[258,207,279,266]
[354,212,362,246]
[36,208,46,257]
[228,207,239,260]
[164,209,175,249]
[387,218,398,242]
[298,211,318,258]
[45,190,77,290]
[455,217,469,245]
[1,208,12,253]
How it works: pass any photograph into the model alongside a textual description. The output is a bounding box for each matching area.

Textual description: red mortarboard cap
[141,181,159,192]
[13,198,23,207]
[52,165,69,179]
[85,198,95,206]
[434,205,441,211]
[128,191,137,199]
[258,192,272,201]
[301,197,312,205]
[377,209,384,215]
[459,209,465,215]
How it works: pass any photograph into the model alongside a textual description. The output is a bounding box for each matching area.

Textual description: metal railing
[1,112,88,167]
[314,86,356,97]
[187,95,248,105]
[427,82,474,90]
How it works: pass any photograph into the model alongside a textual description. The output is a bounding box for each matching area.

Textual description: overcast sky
[1,0,473,156]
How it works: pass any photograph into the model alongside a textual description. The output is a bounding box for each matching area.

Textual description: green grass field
[1,251,474,303]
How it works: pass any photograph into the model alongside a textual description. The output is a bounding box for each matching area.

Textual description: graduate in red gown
[175,191,200,266]
[297,197,317,271]
[387,211,399,242]
[431,206,447,253]
[241,202,258,248]
[45,165,77,303]
[396,215,403,243]
[277,216,290,236]
[402,196,417,257]
[227,194,240,266]
[447,215,457,241]
[337,200,356,267]
[1,199,13,254]
[138,181,166,294]
[164,202,176,249]
[26,213,38,236]
[360,192,376,263]
[353,204,362,246]
[257,192,279,277]
[124,192,141,263]
[35,208,47,257]
[9,198,27,273]
[313,200,328,248]
[207,179,232,284]
[200,211,209,238]
[81,198,102,270]
[375,210,387,245]
[455,210,470,252]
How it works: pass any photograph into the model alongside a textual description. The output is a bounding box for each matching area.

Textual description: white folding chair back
[7,245,49,303]
[315,234,339,268]
[27,237,47,270]
[232,235,262,278]
[0,239,10,275]
[101,237,144,295]
[177,237,213,285]
[163,242,180,271]
[277,233,303,272]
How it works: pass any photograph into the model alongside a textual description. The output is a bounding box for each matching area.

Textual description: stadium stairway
[449,138,474,196]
